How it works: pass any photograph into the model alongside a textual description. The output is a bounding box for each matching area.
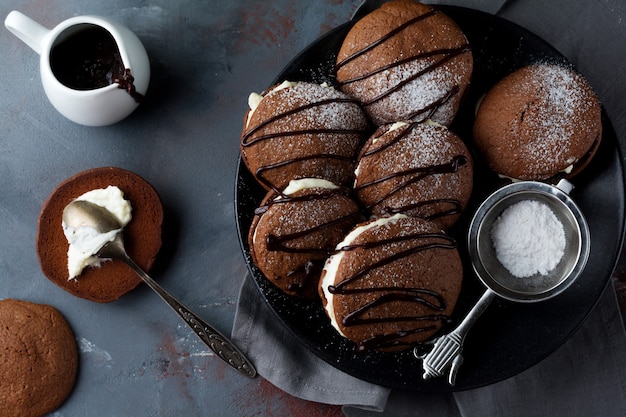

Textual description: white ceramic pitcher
[4,11,150,126]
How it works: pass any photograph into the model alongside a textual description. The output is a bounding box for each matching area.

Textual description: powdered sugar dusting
[367,59,464,125]
[355,122,471,228]
[373,123,454,176]
[491,200,566,278]
[515,66,581,159]
[335,4,473,127]
[509,65,597,176]
[255,82,368,151]
[243,81,370,190]
[474,63,601,180]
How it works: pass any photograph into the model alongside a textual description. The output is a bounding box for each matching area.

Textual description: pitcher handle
[5,10,49,55]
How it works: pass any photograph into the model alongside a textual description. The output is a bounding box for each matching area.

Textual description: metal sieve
[469,179,590,302]
[417,179,590,385]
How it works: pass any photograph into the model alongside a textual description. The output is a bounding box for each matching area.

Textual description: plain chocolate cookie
[336,0,473,126]
[319,215,463,351]
[37,167,163,303]
[0,299,78,417]
[354,121,473,230]
[473,64,602,181]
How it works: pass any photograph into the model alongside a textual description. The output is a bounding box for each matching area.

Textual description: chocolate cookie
[249,178,362,298]
[37,167,163,303]
[319,215,463,351]
[240,81,370,192]
[0,299,77,417]
[336,0,473,126]
[473,64,602,181]
[354,121,473,230]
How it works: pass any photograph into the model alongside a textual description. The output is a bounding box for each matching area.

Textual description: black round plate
[235,5,625,391]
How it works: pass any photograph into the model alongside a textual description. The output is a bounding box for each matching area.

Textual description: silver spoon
[63,199,257,378]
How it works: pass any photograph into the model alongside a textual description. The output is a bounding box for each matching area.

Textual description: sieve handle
[418,289,496,385]
[555,179,574,194]
[455,289,496,336]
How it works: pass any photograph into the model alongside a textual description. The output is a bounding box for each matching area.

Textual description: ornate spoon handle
[121,250,257,378]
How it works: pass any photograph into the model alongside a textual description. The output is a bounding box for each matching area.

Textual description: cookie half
[37,167,163,303]
[336,0,473,126]
[0,299,78,417]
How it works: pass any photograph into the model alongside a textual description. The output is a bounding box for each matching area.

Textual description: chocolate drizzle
[113,68,144,103]
[241,96,369,192]
[242,98,361,145]
[384,198,463,221]
[356,123,468,218]
[329,233,457,290]
[261,189,361,254]
[328,229,457,351]
[336,10,440,70]
[254,153,354,192]
[357,155,467,215]
[257,187,362,296]
[335,7,471,121]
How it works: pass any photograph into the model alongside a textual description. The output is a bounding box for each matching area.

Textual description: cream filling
[62,186,132,280]
[387,121,409,133]
[246,80,297,127]
[321,213,407,335]
[386,119,442,132]
[252,178,339,249]
[245,81,337,127]
[423,119,445,128]
[281,178,338,195]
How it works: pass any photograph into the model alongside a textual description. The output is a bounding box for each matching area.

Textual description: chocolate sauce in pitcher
[50,25,143,102]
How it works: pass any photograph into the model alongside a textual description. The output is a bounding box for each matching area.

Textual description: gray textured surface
[2,0,626,416]
[0,1,361,415]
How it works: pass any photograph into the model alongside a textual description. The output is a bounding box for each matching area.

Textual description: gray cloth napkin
[233,274,626,415]
[233,273,626,415]
[232,0,626,415]
[232,274,390,409]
